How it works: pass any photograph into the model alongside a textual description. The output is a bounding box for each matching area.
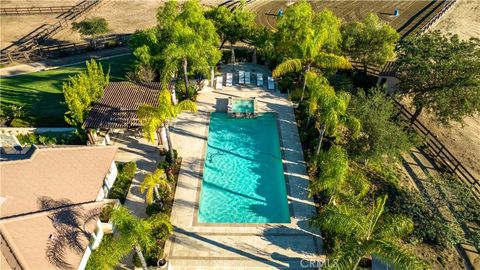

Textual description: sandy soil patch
[430,0,480,39]
[416,0,480,181]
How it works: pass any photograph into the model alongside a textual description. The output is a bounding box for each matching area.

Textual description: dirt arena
[250,0,441,37]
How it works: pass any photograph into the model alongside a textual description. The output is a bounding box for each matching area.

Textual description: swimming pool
[231,99,254,113]
[198,112,290,223]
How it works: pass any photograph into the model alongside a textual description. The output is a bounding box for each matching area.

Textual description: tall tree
[62,59,109,126]
[311,195,426,270]
[342,13,399,76]
[206,0,256,49]
[273,1,351,101]
[396,31,480,124]
[137,88,197,160]
[347,88,414,163]
[72,17,109,48]
[140,169,171,205]
[159,0,221,96]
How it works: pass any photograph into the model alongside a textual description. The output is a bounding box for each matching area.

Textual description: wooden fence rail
[0,0,103,64]
[0,6,75,16]
[419,0,457,32]
[0,34,130,64]
[393,100,480,199]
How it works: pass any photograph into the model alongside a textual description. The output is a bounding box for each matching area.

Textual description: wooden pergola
[84,82,162,144]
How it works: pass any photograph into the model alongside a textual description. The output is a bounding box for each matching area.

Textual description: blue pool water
[232,99,254,113]
[198,112,290,223]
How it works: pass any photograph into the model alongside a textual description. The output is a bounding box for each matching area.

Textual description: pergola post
[87,129,97,145]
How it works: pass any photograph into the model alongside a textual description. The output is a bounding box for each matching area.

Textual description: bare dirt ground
[418,0,480,181]
[431,0,480,40]
[0,0,79,49]
[250,0,440,36]
[0,0,224,49]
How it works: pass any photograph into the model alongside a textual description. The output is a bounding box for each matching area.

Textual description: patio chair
[267,76,275,90]
[216,76,223,90]
[239,70,245,84]
[226,73,233,87]
[245,71,251,85]
[256,73,264,87]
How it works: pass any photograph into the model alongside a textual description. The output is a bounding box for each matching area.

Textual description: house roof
[0,146,117,218]
[0,145,118,270]
[0,201,105,270]
[84,82,162,129]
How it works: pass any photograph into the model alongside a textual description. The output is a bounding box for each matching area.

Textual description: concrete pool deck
[165,64,323,269]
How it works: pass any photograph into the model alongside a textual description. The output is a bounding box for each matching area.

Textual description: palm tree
[309,146,370,205]
[87,206,173,269]
[110,206,154,270]
[311,195,426,270]
[273,4,351,101]
[316,85,361,155]
[140,169,171,205]
[137,88,197,160]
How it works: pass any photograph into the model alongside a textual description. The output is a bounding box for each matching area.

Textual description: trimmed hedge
[108,161,137,204]
[16,131,85,145]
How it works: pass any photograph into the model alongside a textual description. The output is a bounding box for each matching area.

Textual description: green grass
[0,54,133,127]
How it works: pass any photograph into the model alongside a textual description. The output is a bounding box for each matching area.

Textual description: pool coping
[192,111,294,227]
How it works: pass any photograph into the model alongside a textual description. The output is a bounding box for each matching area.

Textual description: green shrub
[108,162,137,204]
[122,162,137,179]
[10,118,30,127]
[16,131,85,145]
[157,161,170,171]
[104,40,118,48]
[146,203,162,217]
[391,189,463,247]
[165,149,178,165]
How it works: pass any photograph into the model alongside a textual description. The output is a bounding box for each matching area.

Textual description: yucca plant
[311,195,427,270]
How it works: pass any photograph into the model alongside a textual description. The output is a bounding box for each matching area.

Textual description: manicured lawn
[0,54,133,127]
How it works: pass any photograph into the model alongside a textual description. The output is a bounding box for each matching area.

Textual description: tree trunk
[300,64,310,102]
[134,245,148,270]
[165,123,174,162]
[352,256,363,270]
[156,127,162,147]
[305,115,311,130]
[316,123,326,156]
[220,38,227,49]
[154,185,161,202]
[182,57,189,98]
[410,106,423,124]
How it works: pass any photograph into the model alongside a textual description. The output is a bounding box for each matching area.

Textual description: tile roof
[1,201,106,270]
[0,146,118,270]
[84,82,162,129]
[0,146,117,218]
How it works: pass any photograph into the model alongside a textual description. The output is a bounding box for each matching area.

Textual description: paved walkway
[109,130,161,218]
[165,64,323,270]
[0,46,130,78]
